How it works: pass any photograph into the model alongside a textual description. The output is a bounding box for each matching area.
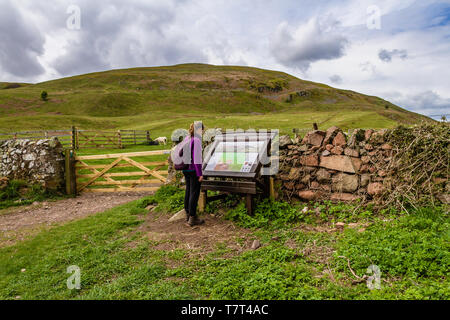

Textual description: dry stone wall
[0,138,65,190]
[276,126,394,202]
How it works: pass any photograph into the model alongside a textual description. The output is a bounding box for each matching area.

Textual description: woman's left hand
[198,176,203,183]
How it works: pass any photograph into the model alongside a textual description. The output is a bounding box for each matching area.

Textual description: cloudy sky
[1,0,449,119]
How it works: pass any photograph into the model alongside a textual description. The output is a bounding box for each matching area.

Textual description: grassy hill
[0,64,432,136]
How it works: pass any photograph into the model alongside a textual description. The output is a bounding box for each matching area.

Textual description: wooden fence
[71,150,171,194]
[119,130,151,147]
[0,127,152,150]
[76,130,121,149]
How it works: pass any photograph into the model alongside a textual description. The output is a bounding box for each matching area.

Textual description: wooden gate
[74,150,171,193]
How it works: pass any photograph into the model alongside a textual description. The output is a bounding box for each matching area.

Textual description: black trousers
[183,171,201,217]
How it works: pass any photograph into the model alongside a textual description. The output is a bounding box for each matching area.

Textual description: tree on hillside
[41,91,48,101]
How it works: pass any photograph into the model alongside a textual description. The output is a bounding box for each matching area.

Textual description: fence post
[70,127,74,149]
[134,130,136,145]
[65,149,77,196]
[146,130,150,145]
[71,126,78,150]
[198,191,207,213]
[118,130,123,149]
[269,177,275,200]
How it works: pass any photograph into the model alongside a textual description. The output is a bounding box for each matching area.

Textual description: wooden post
[146,130,150,145]
[245,194,253,215]
[263,175,270,198]
[65,150,70,195]
[313,123,318,130]
[134,130,137,145]
[71,126,78,150]
[269,177,275,200]
[76,127,79,150]
[71,150,77,195]
[117,130,123,149]
[65,149,76,196]
[71,126,74,149]
[198,191,207,213]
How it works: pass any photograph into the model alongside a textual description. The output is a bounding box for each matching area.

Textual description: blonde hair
[189,122,204,137]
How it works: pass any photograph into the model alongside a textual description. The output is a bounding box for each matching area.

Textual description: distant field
[0,64,432,138]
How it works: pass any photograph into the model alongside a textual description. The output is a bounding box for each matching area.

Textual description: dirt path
[129,210,257,264]
[0,192,148,247]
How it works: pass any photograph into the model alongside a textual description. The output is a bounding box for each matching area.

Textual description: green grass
[0,186,447,300]
[0,64,432,137]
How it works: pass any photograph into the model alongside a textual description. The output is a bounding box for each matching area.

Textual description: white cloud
[386,90,450,117]
[270,17,349,71]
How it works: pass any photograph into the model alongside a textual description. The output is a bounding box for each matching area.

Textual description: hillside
[0,64,432,136]
[0,82,31,90]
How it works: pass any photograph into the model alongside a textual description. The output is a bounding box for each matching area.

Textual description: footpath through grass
[0,186,448,300]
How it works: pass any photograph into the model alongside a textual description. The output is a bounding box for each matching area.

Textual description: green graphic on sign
[205,151,258,172]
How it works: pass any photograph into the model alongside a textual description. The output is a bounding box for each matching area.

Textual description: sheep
[154,137,168,145]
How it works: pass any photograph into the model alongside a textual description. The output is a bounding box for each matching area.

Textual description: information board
[205,141,264,173]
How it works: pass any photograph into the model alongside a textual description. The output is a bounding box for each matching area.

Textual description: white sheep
[154,137,168,145]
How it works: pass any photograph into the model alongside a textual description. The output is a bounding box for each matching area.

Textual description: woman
[183,122,205,227]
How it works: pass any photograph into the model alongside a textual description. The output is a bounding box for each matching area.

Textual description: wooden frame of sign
[199,131,277,215]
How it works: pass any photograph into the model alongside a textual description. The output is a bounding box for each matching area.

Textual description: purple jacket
[183,135,203,177]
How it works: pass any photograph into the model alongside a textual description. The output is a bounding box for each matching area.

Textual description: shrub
[0,180,59,209]
[225,198,304,229]
[0,180,27,201]
[41,91,48,101]
[248,78,289,93]
[382,123,450,209]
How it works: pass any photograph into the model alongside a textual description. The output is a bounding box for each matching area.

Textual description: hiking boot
[185,210,190,222]
[186,216,205,227]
